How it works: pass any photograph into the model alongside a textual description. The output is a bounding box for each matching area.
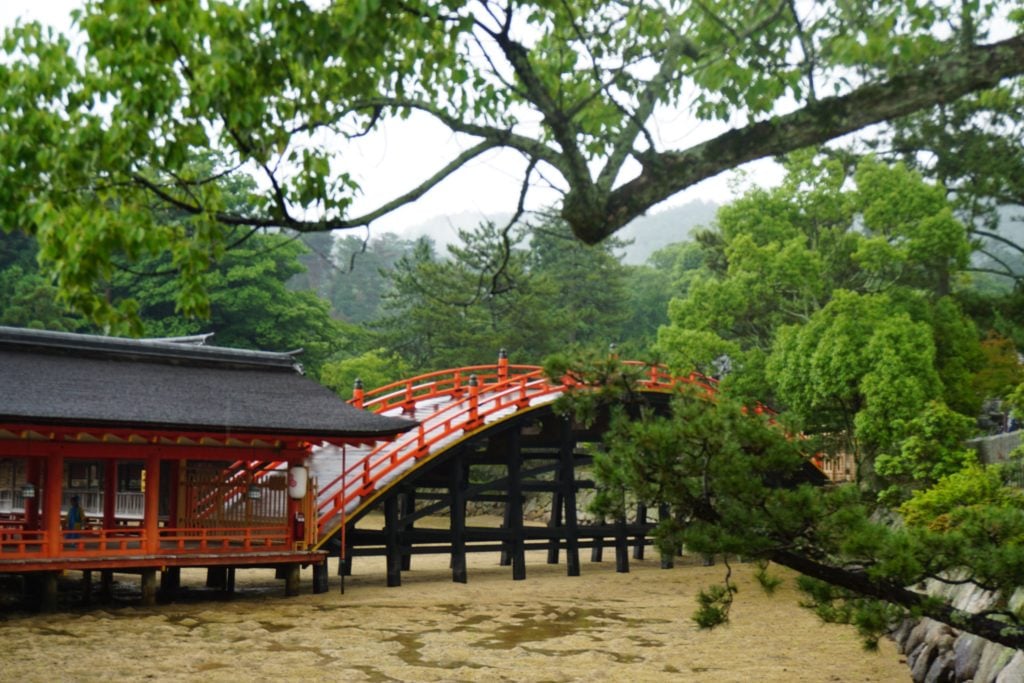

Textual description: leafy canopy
[1,0,1022,326]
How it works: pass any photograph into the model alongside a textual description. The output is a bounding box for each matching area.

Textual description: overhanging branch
[770,548,1024,650]
[581,33,1024,244]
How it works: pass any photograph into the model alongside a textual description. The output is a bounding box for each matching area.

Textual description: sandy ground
[0,522,910,682]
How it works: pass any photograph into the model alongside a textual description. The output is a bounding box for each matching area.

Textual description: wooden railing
[0,525,291,560]
[157,525,290,552]
[0,528,45,555]
[356,363,546,413]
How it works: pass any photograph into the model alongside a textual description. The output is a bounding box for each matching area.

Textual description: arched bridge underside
[308,361,744,588]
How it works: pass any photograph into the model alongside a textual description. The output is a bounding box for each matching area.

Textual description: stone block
[994,650,1024,683]
[952,633,984,681]
[910,642,938,682]
[923,650,955,683]
[904,619,932,656]
[891,618,916,652]
[975,643,1014,683]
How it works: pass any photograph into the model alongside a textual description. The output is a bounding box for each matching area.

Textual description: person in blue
[66,495,86,539]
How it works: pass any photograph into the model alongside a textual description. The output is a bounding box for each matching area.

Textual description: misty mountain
[397,199,720,265]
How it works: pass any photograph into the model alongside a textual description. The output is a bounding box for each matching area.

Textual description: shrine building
[0,326,414,609]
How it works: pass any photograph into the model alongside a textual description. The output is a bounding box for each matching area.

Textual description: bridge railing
[355,362,546,413]
[319,373,566,536]
[319,361,720,539]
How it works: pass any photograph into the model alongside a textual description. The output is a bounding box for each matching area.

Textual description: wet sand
[0,544,908,682]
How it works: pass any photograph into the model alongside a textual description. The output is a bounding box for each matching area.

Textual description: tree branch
[580,33,1024,244]
[770,548,1024,650]
[973,228,1024,255]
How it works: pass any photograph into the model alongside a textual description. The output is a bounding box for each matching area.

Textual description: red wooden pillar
[45,454,64,555]
[167,459,181,529]
[24,458,41,530]
[103,459,117,528]
[144,453,160,553]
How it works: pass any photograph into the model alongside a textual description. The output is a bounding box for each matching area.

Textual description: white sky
[0,0,778,234]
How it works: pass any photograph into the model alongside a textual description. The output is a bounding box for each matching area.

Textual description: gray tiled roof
[0,327,415,438]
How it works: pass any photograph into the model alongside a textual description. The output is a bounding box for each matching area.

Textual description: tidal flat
[0,545,909,682]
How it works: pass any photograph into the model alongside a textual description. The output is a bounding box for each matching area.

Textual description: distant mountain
[616,200,720,264]
[402,211,511,252]
[397,200,720,264]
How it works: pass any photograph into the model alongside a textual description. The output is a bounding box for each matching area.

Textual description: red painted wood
[45,453,63,555]
[144,453,160,554]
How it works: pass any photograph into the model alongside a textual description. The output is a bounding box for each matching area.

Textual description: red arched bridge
[304,354,775,588]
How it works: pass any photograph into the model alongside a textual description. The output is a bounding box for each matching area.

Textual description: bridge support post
[499,502,512,566]
[141,569,158,606]
[546,487,563,565]
[400,489,415,572]
[99,570,114,600]
[384,495,402,587]
[160,567,180,601]
[633,503,647,560]
[507,428,526,581]
[82,570,92,605]
[207,566,227,588]
[313,561,329,594]
[559,420,581,577]
[337,538,353,577]
[39,571,59,612]
[450,454,468,583]
[284,564,300,596]
[659,504,674,569]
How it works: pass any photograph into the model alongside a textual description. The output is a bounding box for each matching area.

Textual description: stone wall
[967,430,1021,465]
[889,581,1024,682]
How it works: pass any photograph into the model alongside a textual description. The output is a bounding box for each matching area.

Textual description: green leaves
[658,155,983,482]
[1,0,1020,325]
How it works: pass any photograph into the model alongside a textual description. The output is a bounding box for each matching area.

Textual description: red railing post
[403,381,415,413]
[497,348,509,382]
[467,374,480,429]
[352,378,364,408]
[516,375,529,408]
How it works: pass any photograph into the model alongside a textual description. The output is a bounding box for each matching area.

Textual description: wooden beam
[450,452,467,584]
[284,564,300,597]
[384,495,401,587]
[400,489,415,572]
[507,428,526,581]
[313,561,329,593]
[140,569,157,606]
[160,567,180,601]
[559,419,580,577]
